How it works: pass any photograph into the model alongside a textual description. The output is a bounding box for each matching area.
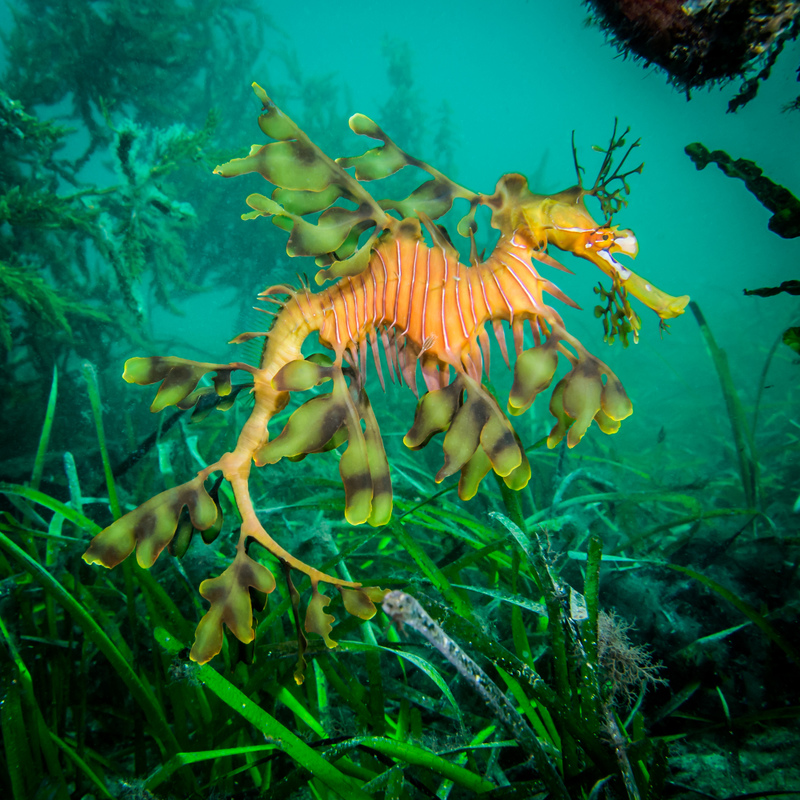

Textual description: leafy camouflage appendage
[291,577,385,684]
[547,353,632,448]
[214,83,476,285]
[123,356,255,412]
[506,328,633,448]
[191,546,277,664]
[84,350,387,676]
[508,339,560,416]
[82,475,218,569]
[213,83,390,283]
[258,358,392,526]
[404,374,531,502]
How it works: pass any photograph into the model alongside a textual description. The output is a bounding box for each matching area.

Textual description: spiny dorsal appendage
[83,84,689,675]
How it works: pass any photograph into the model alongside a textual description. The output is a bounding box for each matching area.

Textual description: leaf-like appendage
[403,380,463,450]
[479,410,523,478]
[600,373,633,422]
[262,365,391,526]
[257,393,347,464]
[272,358,334,392]
[313,237,374,284]
[82,475,217,569]
[331,372,385,526]
[406,374,526,496]
[340,587,379,619]
[244,195,381,285]
[508,342,559,416]
[123,357,237,413]
[282,564,308,685]
[359,392,392,526]
[200,478,225,544]
[547,381,574,449]
[561,359,604,447]
[191,549,277,664]
[252,83,301,141]
[222,140,337,192]
[287,205,373,258]
[338,440,373,526]
[594,406,622,435]
[458,447,492,501]
[168,509,195,559]
[305,583,337,648]
[179,383,249,421]
[337,135,408,181]
[547,356,633,447]
[436,383,491,481]
[382,178,461,222]
[274,185,342,215]
[501,448,531,491]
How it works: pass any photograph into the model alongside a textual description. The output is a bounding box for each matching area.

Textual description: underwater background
[1,1,799,798]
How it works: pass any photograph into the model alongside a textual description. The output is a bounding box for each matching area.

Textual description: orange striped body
[278,224,574,395]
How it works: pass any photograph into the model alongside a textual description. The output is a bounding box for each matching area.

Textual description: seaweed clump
[585,0,800,110]
[0,90,109,353]
[685,142,800,361]
[686,141,800,238]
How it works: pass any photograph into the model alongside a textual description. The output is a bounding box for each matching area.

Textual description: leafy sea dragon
[83,84,689,679]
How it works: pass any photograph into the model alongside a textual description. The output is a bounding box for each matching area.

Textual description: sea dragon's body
[83,84,688,676]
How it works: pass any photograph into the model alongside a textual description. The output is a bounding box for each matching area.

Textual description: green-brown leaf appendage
[403,380,463,450]
[478,407,523,478]
[274,184,342,215]
[331,372,384,527]
[337,126,409,181]
[500,445,531,492]
[405,374,527,496]
[438,380,522,481]
[358,391,392,527]
[547,381,574,449]
[313,228,381,285]
[508,342,560,416]
[221,140,337,193]
[381,178,461,222]
[82,475,218,569]
[272,358,335,392]
[123,357,237,413]
[260,365,391,526]
[180,383,249,420]
[458,447,492,502]
[191,549,277,664]
[305,582,337,648]
[340,586,382,619]
[548,355,633,448]
[243,194,381,285]
[286,205,374,259]
[251,83,301,141]
[257,393,347,464]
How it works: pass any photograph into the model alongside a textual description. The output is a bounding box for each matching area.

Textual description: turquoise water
[173,0,800,473]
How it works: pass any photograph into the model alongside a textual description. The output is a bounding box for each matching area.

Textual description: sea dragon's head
[483,122,689,332]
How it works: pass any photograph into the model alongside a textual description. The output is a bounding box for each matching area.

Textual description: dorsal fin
[417,210,459,260]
